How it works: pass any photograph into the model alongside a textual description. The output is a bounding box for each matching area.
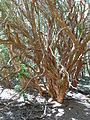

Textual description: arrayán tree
[0,0,90,103]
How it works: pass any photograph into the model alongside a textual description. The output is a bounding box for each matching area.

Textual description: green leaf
[77,22,82,37]
[22,91,27,102]
[14,85,21,91]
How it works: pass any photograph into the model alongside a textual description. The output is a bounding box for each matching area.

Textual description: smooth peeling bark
[46,0,78,48]
[1,71,11,88]
[71,79,77,88]
[71,58,83,88]
[55,83,68,103]
[54,76,69,103]
[5,78,11,88]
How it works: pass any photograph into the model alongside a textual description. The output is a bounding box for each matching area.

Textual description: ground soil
[0,89,90,120]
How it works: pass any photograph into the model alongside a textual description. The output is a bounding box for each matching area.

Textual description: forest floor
[0,76,90,120]
[0,86,90,120]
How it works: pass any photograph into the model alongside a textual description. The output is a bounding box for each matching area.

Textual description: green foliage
[20,64,30,78]
[0,44,10,64]
[77,22,82,37]
[22,91,27,102]
[0,0,12,18]
[14,85,21,92]
[12,63,30,82]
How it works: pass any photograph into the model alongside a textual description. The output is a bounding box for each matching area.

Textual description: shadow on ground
[0,91,90,120]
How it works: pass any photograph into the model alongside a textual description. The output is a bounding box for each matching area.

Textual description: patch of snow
[48,98,62,107]
[27,94,35,101]
[56,112,63,117]
[83,85,90,88]
[7,111,13,116]
[56,109,64,117]
[58,108,64,113]
[72,93,86,99]
[67,91,89,101]
[0,117,3,119]
[86,112,90,115]
[67,91,90,108]
[47,114,51,117]
[52,109,56,113]
[36,95,46,103]
[51,101,62,107]
[78,78,85,81]
[87,95,90,97]
[17,95,24,102]
[48,98,53,102]
[17,103,25,106]
[0,88,18,100]
[84,108,89,111]
[67,91,73,97]
[0,87,35,103]
[78,101,90,108]
[71,118,78,120]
